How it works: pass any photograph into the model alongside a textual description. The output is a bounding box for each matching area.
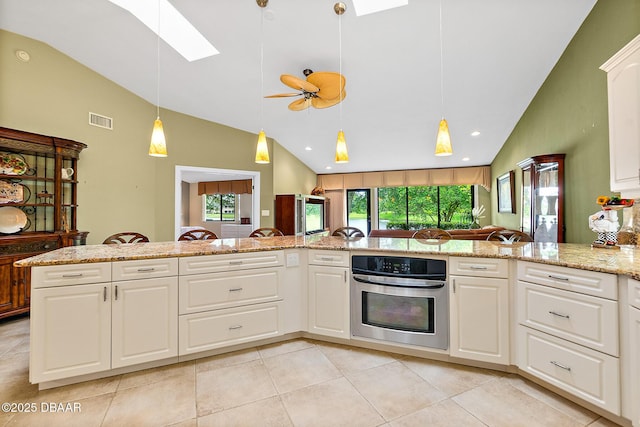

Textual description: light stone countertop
[14,235,640,280]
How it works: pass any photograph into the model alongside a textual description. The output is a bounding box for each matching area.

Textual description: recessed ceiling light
[305,146,312,151]
[107,0,219,62]
[352,0,408,16]
[471,131,481,136]
[325,166,332,170]
[462,157,470,162]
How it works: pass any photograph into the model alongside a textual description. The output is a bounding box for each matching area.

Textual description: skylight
[107,0,219,62]
[351,0,408,16]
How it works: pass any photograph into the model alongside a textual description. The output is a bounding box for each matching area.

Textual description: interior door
[346,189,370,235]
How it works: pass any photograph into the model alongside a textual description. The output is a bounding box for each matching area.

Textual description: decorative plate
[0,180,24,203]
[0,153,28,175]
[0,206,27,234]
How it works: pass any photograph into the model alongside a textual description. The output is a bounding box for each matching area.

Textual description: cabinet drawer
[31,262,111,288]
[0,238,59,256]
[518,281,619,356]
[450,257,509,278]
[179,251,284,275]
[112,258,178,281]
[518,326,620,415]
[178,302,282,355]
[308,250,350,267]
[517,261,617,300]
[630,278,640,310]
[179,267,283,314]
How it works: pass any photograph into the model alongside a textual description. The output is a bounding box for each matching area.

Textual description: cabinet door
[0,257,16,315]
[631,306,640,427]
[450,275,509,364]
[307,265,350,339]
[30,283,111,383]
[111,277,178,369]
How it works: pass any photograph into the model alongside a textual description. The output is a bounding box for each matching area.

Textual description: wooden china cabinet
[517,154,565,243]
[0,127,87,320]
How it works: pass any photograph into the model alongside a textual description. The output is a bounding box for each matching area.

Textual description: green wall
[0,30,316,244]
[491,0,640,243]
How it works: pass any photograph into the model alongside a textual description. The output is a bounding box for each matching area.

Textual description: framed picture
[497,170,515,213]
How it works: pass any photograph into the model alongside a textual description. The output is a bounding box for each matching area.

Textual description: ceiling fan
[266,69,346,111]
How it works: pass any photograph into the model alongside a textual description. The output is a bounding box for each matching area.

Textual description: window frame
[203,193,237,222]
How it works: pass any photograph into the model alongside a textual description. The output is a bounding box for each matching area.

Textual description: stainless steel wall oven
[351,255,448,350]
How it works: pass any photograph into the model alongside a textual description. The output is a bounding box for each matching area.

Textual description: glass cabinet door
[517,154,565,243]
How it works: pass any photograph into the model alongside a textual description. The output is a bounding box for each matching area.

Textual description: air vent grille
[89,112,113,130]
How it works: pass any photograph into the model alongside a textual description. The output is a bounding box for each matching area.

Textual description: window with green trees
[204,194,236,221]
[377,185,473,230]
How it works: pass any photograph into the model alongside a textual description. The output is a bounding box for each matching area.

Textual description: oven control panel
[351,255,446,280]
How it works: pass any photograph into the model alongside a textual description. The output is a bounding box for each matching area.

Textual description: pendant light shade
[335,130,349,163]
[434,118,452,156]
[255,129,270,164]
[149,117,167,157]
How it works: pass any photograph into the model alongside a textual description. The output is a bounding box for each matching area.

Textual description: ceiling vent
[89,112,113,130]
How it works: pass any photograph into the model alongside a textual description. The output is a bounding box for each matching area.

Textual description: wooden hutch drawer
[0,238,59,256]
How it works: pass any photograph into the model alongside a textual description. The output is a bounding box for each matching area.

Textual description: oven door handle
[352,274,445,289]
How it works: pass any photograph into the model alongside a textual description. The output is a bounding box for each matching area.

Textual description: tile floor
[0,315,622,427]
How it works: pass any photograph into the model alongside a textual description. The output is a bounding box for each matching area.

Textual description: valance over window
[197,179,253,195]
[317,166,491,191]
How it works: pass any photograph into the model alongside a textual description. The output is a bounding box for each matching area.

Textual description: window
[377,185,473,230]
[204,193,236,221]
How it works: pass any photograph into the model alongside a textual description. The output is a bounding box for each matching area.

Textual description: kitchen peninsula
[15,236,640,427]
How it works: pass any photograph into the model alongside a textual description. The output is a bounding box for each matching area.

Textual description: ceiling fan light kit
[266,71,346,111]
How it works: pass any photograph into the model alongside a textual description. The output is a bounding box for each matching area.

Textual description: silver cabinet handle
[228,325,243,330]
[550,361,571,371]
[62,273,83,278]
[137,267,155,272]
[548,310,570,319]
[344,270,347,282]
[548,275,569,281]
[114,285,118,300]
[321,257,334,261]
[469,265,488,270]
[452,278,456,293]
[229,287,243,292]
[229,260,243,265]
[103,286,107,302]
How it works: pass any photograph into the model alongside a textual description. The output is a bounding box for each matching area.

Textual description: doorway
[174,166,261,239]
[346,189,371,235]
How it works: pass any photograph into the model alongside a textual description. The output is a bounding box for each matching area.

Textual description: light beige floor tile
[500,375,599,425]
[102,374,195,427]
[281,377,384,427]
[316,341,396,373]
[453,378,584,427]
[389,399,486,427]
[0,352,29,383]
[198,396,293,427]
[0,377,40,403]
[196,359,277,417]
[118,360,194,390]
[0,317,29,339]
[258,339,316,359]
[165,418,197,427]
[33,375,121,404]
[0,334,28,357]
[263,347,341,394]
[588,417,624,426]
[5,392,113,427]
[345,361,447,421]
[195,347,261,373]
[2,337,29,356]
[401,356,500,396]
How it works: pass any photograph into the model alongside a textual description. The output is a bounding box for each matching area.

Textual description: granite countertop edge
[13,236,640,280]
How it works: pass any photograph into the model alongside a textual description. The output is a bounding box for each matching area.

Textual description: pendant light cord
[260,7,265,128]
[439,0,444,119]
[338,10,343,129]
[156,0,161,118]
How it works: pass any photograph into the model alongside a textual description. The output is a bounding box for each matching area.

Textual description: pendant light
[434,0,452,156]
[149,0,167,157]
[334,2,349,163]
[255,0,270,164]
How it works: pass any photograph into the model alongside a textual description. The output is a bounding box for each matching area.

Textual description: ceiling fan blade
[288,98,312,111]
[281,74,319,93]
[307,72,345,100]
[311,90,346,109]
[264,93,301,98]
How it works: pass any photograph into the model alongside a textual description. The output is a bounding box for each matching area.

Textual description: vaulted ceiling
[0,0,596,173]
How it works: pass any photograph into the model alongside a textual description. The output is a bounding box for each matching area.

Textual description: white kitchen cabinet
[517,261,620,415]
[600,34,640,198]
[307,251,350,339]
[30,283,111,383]
[449,264,510,365]
[630,279,640,427]
[111,277,178,369]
